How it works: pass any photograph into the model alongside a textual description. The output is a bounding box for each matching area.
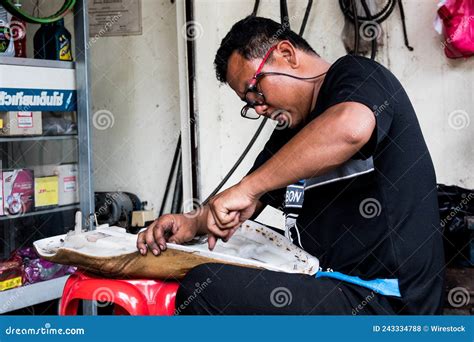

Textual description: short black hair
[214,16,317,83]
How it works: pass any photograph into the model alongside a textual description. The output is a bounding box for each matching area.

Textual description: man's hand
[136,214,199,256]
[207,180,260,250]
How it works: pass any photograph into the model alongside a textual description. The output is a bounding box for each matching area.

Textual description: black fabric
[175,263,396,315]
[246,55,445,314]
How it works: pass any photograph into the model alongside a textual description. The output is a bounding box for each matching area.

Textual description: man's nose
[254,104,269,116]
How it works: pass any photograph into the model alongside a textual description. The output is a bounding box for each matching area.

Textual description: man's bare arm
[242,102,376,198]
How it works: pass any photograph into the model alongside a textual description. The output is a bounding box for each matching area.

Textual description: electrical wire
[339,0,413,58]
[299,0,313,36]
[159,135,181,216]
[360,0,377,60]
[202,117,268,205]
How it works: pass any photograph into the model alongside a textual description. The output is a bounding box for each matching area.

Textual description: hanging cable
[159,135,181,216]
[339,0,413,58]
[202,117,268,205]
[360,0,377,59]
[397,0,413,51]
[280,0,290,27]
[350,0,360,55]
[299,0,313,36]
[251,0,260,17]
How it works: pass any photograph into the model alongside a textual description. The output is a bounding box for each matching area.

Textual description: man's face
[226,46,312,129]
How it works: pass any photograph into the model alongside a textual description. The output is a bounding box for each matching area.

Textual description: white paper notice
[89,0,142,37]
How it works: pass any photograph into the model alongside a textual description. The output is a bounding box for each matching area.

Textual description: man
[137,16,444,315]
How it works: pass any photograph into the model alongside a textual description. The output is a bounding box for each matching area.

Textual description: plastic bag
[438,184,474,266]
[436,0,474,58]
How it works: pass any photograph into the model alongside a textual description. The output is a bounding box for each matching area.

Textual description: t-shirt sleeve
[321,56,395,160]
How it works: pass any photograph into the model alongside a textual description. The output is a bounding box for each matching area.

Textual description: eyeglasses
[240,45,328,120]
[241,46,277,120]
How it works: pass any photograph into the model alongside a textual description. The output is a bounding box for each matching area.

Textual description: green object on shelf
[0,0,75,24]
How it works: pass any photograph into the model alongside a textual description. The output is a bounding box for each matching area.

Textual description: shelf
[0,276,69,314]
[0,204,80,221]
[0,135,78,143]
[0,56,75,70]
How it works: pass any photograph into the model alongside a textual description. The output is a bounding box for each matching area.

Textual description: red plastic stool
[59,270,179,315]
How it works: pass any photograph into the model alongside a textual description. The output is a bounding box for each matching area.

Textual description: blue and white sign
[0,62,77,112]
[0,88,77,112]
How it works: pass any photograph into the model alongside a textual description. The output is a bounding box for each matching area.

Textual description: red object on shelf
[438,0,474,59]
[59,270,179,316]
[11,1,27,58]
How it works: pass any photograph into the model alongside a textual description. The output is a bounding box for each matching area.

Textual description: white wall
[193,0,474,228]
[90,0,181,212]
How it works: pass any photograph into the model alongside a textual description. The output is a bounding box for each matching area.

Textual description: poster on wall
[89,0,142,37]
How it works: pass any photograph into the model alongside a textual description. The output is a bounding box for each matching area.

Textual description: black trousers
[174,263,398,315]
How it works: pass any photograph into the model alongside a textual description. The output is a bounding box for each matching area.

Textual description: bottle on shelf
[11,0,27,58]
[34,18,72,61]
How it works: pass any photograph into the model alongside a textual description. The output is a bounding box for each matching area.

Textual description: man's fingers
[153,225,168,252]
[137,231,147,255]
[216,211,241,229]
[145,221,162,256]
[209,204,238,231]
[209,199,237,228]
[208,234,217,251]
[207,211,228,238]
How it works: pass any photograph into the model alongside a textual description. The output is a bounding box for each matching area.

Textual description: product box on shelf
[2,169,34,215]
[0,111,42,136]
[34,176,59,208]
[0,258,23,292]
[33,164,78,206]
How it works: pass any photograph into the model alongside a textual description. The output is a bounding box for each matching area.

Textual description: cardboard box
[0,111,42,136]
[3,169,34,215]
[33,164,78,206]
[35,176,59,208]
[131,210,156,227]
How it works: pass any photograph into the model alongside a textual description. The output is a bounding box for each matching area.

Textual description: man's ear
[276,40,299,69]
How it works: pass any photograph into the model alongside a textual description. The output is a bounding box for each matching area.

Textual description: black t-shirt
[248,55,445,314]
